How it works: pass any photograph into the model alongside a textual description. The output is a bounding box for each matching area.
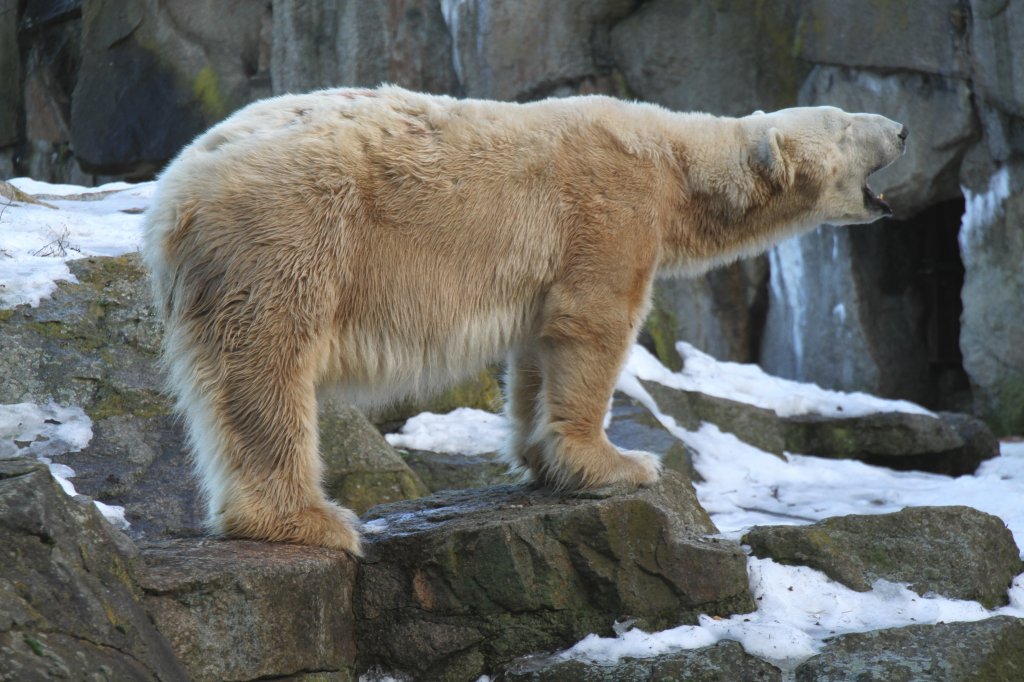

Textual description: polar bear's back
[142,87,592,402]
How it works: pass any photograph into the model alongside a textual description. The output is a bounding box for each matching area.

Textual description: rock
[0,253,201,538]
[641,379,786,456]
[743,506,1022,608]
[271,0,458,96]
[794,617,1024,682]
[355,472,753,679]
[400,449,513,493]
[760,215,959,410]
[319,398,430,514]
[71,0,272,175]
[642,380,998,475]
[646,257,769,367]
[610,0,807,115]
[0,457,187,680]
[370,366,504,431]
[607,393,698,482]
[969,0,1024,117]
[959,159,1024,435]
[20,8,87,184]
[0,0,19,146]
[137,539,358,682]
[501,640,781,681]
[795,0,970,78]
[799,66,976,218]
[446,0,633,101]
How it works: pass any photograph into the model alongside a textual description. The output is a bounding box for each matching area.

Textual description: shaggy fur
[143,86,906,554]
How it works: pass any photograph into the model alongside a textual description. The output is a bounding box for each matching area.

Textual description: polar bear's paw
[223,501,363,556]
[284,503,364,556]
[543,438,662,490]
[612,449,663,487]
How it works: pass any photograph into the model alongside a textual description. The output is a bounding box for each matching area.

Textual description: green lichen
[193,65,229,121]
[88,386,169,421]
[643,301,683,372]
[23,634,44,657]
[0,308,14,323]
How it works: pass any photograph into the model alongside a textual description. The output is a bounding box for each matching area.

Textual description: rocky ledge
[4,450,1022,681]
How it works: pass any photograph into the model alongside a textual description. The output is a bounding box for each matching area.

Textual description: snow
[959,166,1011,267]
[386,406,508,455]
[1,177,154,308]
[0,401,129,529]
[622,342,933,419]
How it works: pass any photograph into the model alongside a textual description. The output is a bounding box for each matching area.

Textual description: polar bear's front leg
[533,305,662,490]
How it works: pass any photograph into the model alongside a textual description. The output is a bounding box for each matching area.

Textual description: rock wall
[2,0,1022,432]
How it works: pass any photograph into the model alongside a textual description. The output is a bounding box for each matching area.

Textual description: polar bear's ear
[754,128,793,187]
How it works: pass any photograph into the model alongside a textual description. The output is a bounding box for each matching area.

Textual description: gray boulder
[445,0,633,101]
[744,506,1022,608]
[958,157,1024,435]
[319,398,430,514]
[969,0,1024,117]
[71,0,272,174]
[0,457,187,680]
[271,0,458,96]
[355,472,754,680]
[795,0,970,78]
[400,448,513,493]
[610,0,807,116]
[795,617,1024,682]
[646,257,769,367]
[641,379,998,475]
[137,539,358,682]
[502,640,781,682]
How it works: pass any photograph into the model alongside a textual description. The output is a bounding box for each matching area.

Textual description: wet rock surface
[355,472,753,680]
[400,448,513,493]
[744,506,1022,608]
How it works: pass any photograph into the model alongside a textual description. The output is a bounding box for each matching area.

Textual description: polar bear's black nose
[898,125,909,141]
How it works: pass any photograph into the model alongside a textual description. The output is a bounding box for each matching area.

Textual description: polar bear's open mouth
[863,183,892,215]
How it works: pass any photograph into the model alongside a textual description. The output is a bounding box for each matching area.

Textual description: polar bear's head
[745,106,907,226]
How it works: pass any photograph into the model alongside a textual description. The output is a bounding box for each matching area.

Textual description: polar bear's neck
[653,115,824,277]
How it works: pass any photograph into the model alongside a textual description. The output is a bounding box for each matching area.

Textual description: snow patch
[385,407,508,455]
[0,178,154,308]
[623,342,933,419]
[0,402,129,529]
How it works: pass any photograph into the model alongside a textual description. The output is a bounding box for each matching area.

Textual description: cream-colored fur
[143,86,906,554]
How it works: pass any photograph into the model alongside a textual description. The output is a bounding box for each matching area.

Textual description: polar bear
[143,86,906,555]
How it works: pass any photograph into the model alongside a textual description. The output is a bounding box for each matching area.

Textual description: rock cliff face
[2,0,1023,432]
